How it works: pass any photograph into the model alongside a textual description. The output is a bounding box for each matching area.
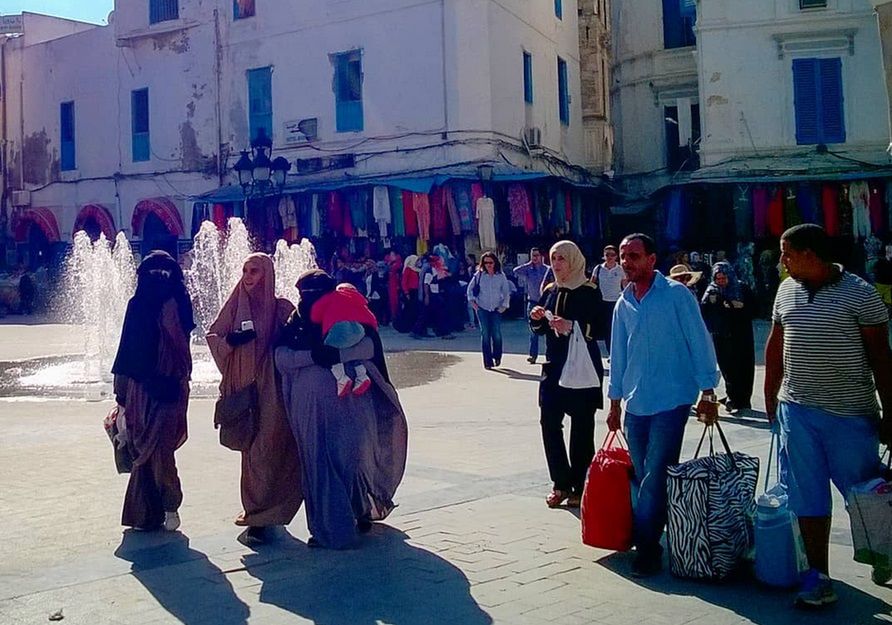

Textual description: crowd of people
[104,221,892,612]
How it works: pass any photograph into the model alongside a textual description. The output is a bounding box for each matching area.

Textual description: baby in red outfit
[310,283,379,397]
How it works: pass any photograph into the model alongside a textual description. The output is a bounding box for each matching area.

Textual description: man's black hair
[530,247,541,255]
[781,223,833,262]
[621,233,657,256]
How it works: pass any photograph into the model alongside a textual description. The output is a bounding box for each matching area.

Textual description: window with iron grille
[333,51,364,133]
[132,89,150,162]
[150,0,179,24]
[60,101,75,171]
[800,0,828,9]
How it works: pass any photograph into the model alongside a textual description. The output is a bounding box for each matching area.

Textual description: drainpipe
[440,0,449,141]
[213,8,224,186]
[0,36,8,266]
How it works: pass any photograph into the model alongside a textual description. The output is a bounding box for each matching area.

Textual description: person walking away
[111,251,194,532]
[764,224,892,609]
[207,253,302,545]
[467,252,512,369]
[607,233,720,577]
[530,241,605,508]
[397,255,421,333]
[17,266,35,315]
[700,261,756,413]
[514,247,550,363]
[590,245,627,356]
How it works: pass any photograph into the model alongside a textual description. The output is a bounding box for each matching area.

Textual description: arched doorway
[26,222,51,269]
[73,204,116,242]
[12,207,61,269]
[141,212,177,258]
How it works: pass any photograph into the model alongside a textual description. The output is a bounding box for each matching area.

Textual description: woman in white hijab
[529,241,606,508]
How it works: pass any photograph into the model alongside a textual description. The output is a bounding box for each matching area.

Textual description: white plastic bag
[559,321,600,389]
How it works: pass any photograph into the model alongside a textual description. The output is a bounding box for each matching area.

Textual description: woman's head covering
[207,253,281,390]
[403,255,420,272]
[549,240,588,290]
[705,260,742,301]
[295,269,337,322]
[112,250,194,382]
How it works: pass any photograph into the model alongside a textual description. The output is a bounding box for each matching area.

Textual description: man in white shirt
[590,245,627,354]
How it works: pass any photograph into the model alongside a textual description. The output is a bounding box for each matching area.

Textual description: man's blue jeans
[477,308,503,368]
[526,301,540,359]
[624,405,690,554]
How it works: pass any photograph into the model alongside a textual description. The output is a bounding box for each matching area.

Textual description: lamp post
[233,128,290,197]
[477,163,494,196]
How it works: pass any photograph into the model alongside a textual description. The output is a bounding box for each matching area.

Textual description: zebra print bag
[666,423,759,580]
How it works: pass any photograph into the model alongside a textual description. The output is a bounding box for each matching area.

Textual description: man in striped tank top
[765,224,892,610]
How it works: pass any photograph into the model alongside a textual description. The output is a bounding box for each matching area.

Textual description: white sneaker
[163,511,181,532]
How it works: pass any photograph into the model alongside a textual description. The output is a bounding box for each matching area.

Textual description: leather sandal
[566,494,581,508]
[546,490,570,508]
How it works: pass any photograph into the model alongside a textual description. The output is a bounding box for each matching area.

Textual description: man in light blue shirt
[513,248,550,363]
[607,233,720,577]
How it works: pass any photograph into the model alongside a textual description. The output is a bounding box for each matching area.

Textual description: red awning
[13,207,61,243]
[131,197,184,237]
[73,204,116,240]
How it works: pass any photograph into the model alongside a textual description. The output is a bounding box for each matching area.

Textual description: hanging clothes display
[822,184,840,236]
[796,184,821,225]
[732,186,753,241]
[476,195,497,250]
[413,192,431,241]
[782,187,801,231]
[389,187,405,237]
[849,180,871,239]
[342,194,355,238]
[838,184,854,237]
[373,186,391,238]
[507,184,531,231]
[212,203,227,230]
[767,187,785,238]
[571,192,583,237]
[327,192,344,235]
[278,195,298,242]
[310,194,322,236]
[190,202,209,236]
[444,184,462,236]
[401,191,418,237]
[452,182,475,232]
[869,180,885,234]
[430,187,449,240]
[347,188,369,236]
[663,188,685,244]
[752,187,769,238]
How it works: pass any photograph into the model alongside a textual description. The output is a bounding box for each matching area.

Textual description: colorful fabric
[767,187,785,237]
[413,192,431,241]
[452,182,475,232]
[753,187,769,238]
[850,180,871,239]
[430,187,449,240]
[508,184,531,231]
[822,184,840,236]
[389,187,405,237]
[476,196,497,249]
[402,191,418,237]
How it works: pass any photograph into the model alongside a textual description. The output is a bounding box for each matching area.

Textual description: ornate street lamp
[233,128,290,196]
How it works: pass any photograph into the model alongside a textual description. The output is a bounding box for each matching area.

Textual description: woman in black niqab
[112,250,194,532]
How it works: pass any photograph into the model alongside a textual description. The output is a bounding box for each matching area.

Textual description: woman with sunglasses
[467,252,511,369]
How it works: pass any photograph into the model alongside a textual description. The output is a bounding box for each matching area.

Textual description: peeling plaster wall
[696,0,890,165]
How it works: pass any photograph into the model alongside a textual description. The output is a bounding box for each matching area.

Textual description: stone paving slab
[0,320,889,624]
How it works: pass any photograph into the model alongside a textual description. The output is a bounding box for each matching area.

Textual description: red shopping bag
[581,431,633,551]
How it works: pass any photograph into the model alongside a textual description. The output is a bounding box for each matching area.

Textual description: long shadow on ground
[597,551,890,625]
[115,531,251,625]
[243,524,493,625]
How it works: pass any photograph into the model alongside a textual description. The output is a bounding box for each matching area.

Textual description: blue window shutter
[248,67,273,143]
[131,89,150,162]
[60,101,75,171]
[558,57,569,125]
[555,0,562,19]
[793,58,819,145]
[819,57,845,143]
[335,52,364,133]
[150,0,178,24]
[523,52,533,104]
[662,0,682,48]
[680,0,696,17]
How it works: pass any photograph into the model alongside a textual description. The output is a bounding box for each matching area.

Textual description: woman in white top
[590,245,627,355]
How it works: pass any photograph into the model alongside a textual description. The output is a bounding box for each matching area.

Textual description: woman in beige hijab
[529,241,606,508]
[207,253,302,545]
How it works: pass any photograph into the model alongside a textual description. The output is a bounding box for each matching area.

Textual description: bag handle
[693,422,737,469]
[602,429,628,450]
[763,426,780,493]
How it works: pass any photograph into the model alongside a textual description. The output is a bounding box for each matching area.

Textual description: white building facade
[611,0,892,271]
[2,0,606,266]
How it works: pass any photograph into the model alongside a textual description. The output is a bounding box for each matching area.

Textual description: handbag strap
[602,429,628,450]
[693,422,738,470]
[763,428,779,493]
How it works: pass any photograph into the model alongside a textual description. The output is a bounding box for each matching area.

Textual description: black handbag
[213,381,259,451]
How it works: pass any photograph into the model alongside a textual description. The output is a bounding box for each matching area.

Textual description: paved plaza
[0,317,889,625]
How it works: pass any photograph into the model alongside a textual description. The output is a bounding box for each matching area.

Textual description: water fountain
[4,218,317,400]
